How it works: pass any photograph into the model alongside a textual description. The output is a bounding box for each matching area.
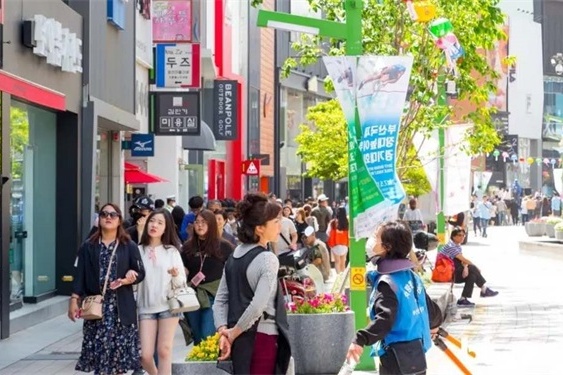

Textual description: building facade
[0,0,83,338]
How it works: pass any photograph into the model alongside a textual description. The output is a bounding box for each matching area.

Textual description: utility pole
[257,1,374,369]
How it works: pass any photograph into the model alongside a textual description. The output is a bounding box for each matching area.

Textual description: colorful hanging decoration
[492,149,500,161]
[550,158,557,168]
[526,157,535,165]
[535,157,542,165]
[428,18,464,74]
[510,154,518,165]
[543,158,550,166]
[502,151,509,162]
[414,2,437,22]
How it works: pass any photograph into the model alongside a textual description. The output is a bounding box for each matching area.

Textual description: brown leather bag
[81,243,118,320]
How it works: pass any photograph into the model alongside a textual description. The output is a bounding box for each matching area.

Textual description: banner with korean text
[324,56,413,239]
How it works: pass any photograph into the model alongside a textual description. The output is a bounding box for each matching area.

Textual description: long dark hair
[88,203,131,244]
[139,209,181,249]
[237,193,281,244]
[182,209,224,259]
[336,207,349,231]
[171,205,186,234]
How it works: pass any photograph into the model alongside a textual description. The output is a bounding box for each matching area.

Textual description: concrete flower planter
[288,311,355,375]
[172,361,229,375]
[555,231,563,241]
[525,222,545,237]
[546,224,556,238]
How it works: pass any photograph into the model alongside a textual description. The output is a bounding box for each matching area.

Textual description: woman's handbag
[167,281,200,314]
[81,243,118,320]
[386,339,427,375]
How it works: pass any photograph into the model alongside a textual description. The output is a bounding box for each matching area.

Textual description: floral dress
[76,241,141,375]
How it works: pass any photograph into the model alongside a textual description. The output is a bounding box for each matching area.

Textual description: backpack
[431,253,454,282]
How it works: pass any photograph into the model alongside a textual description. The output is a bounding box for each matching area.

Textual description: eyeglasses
[194,220,208,226]
[100,211,120,219]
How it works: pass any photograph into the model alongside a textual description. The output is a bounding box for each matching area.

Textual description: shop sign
[107,0,127,30]
[31,15,82,74]
[152,0,192,42]
[131,133,155,157]
[242,160,260,176]
[155,43,200,88]
[151,91,200,136]
[213,80,238,140]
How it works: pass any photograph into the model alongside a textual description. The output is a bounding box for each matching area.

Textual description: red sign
[242,159,260,176]
[0,71,66,111]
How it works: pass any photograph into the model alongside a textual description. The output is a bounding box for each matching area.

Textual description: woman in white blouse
[137,209,186,375]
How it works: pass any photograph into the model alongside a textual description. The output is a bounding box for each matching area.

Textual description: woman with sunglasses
[69,203,146,375]
[181,209,234,344]
[137,209,185,375]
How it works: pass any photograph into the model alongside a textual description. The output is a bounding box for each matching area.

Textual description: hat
[133,196,154,210]
[317,194,329,202]
[303,226,315,237]
[276,198,283,204]
[166,195,176,200]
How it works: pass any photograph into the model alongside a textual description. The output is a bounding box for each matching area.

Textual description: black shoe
[480,288,499,297]
[457,298,475,307]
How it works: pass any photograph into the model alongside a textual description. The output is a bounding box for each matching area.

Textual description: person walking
[69,203,146,375]
[213,193,292,375]
[345,221,442,374]
[311,194,332,243]
[552,193,562,217]
[181,209,234,344]
[442,227,499,307]
[327,207,349,274]
[137,209,186,375]
[477,197,492,237]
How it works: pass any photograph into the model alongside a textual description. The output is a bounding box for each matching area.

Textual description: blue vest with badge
[367,269,432,357]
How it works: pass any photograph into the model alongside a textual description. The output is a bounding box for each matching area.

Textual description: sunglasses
[100,211,120,219]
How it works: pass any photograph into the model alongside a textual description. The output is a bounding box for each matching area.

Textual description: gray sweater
[213,243,279,335]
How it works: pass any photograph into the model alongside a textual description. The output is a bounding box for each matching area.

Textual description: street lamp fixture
[551,53,563,75]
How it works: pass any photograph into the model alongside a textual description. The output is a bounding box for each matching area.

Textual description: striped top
[441,240,462,260]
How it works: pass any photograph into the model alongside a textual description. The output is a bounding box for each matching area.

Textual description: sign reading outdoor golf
[323,56,413,239]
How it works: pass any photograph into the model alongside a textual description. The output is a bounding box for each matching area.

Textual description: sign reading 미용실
[155,43,200,88]
[213,80,238,141]
[151,92,200,136]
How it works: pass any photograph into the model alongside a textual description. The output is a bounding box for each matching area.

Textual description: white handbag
[167,281,200,314]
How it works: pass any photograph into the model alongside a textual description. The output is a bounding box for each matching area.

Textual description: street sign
[155,43,200,88]
[151,92,200,136]
[350,267,366,291]
[242,159,260,176]
[251,153,271,166]
[131,133,155,157]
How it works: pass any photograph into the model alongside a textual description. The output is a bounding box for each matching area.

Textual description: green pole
[437,74,447,248]
[343,0,373,371]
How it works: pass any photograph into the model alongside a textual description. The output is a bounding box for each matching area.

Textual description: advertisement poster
[323,56,413,239]
[155,43,200,88]
[153,0,192,42]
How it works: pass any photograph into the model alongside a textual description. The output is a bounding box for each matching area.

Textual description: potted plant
[545,217,563,238]
[287,293,355,375]
[173,333,228,375]
[554,222,563,241]
[525,218,546,237]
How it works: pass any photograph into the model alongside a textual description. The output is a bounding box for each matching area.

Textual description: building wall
[259,0,275,178]
[2,0,83,113]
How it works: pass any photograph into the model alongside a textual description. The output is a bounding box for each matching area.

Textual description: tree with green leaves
[253,0,510,188]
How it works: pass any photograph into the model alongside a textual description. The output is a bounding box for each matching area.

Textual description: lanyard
[199,253,207,273]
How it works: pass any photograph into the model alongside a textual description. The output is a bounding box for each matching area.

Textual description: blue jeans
[185,296,215,345]
[480,218,489,236]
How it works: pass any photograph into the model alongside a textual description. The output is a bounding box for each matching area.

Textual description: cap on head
[304,226,315,237]
[133,196,154,210]
[317,194,329,202]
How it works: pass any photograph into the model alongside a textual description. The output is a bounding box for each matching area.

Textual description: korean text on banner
[323,56,413,239]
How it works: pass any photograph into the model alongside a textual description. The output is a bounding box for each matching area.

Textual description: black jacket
[73,239,146,325]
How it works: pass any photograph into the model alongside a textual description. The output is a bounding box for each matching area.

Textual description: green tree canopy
[253,0,510,184]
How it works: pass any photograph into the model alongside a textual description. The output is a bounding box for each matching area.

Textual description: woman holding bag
[137,209,186,375]
[69,203,146,375]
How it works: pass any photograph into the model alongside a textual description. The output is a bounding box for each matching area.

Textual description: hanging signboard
[213,80,238,140]
[155,43,200,88]
[242,159,260,176]
[150,91,200,136]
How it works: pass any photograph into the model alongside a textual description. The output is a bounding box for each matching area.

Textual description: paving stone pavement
[1,225,562,374]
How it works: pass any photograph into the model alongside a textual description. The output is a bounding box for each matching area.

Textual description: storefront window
[96,130,112,208]
[9,101,56,308]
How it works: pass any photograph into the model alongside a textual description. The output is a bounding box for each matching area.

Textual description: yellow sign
[350,267,366,291]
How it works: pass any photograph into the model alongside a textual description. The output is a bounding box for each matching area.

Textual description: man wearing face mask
[126,196,155,244]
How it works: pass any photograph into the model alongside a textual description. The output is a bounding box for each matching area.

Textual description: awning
[182,120,216,151]
[125,169,169,184]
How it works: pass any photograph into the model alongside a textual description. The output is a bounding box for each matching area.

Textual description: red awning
[124,169,168,184]
[125,162,141,170]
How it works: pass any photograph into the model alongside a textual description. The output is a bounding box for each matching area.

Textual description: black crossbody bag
[384,272,427,375]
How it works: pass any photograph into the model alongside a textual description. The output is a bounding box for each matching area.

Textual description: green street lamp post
[257,0,374,370]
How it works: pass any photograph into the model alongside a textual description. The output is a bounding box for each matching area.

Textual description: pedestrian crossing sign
[242,159,261,176]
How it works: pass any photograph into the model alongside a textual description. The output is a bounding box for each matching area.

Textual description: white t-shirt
[136,245,187,314]
[277,217,297,254]
[403,208,424,222]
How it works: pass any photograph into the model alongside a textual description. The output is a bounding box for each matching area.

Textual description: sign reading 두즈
[155,43,200,88]
[30,15,82,74]
[151,92,200,136]
[213,80,238,140]
[131,133,155,157]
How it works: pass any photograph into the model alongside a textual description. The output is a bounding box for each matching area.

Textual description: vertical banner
[473,171,492,198]
[213,80,238,140]
[444,124,472,215]
[324,56,413,238]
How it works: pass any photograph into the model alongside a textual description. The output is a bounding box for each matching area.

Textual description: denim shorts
[139,310,181,321]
